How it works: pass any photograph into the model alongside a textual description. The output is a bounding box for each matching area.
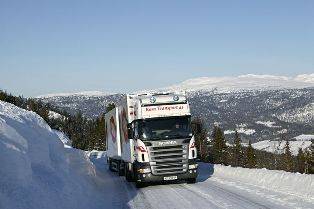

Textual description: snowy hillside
[36,93,124,118]
[190,88,314,142]
[0,101,108,209]
[160,74,314,93]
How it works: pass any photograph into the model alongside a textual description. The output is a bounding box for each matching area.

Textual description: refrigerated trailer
[105,92,198,187]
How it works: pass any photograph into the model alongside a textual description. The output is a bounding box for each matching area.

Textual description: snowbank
[0,101,105,209]
[53,129,72,148]
[212,164,314,200]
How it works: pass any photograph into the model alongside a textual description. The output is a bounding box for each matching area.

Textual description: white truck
[105,92,198,187]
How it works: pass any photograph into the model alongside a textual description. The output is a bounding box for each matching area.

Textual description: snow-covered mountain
[158,74,314,93]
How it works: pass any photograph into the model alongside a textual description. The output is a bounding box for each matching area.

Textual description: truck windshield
[139,116,192,141]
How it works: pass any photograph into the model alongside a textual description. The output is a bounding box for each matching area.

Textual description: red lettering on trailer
[145,107,157,111]
[145,105,184,112]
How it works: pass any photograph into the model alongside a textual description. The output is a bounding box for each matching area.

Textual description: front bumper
[136,169,198,183]
[134,160,198,183]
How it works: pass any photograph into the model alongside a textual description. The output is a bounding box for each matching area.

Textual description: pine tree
[310,141,314,174]
[94,114,106,150]
[246,140,256,168]
[283,139,293,172]
[0,90,5,101]
[304,150,311,174]
[233,130,243,167]
[304,141,314,174]
[297,148,305,173]
[212,126,227,164]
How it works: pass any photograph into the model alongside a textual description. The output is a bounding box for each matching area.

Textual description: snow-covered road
[90,156,314,209]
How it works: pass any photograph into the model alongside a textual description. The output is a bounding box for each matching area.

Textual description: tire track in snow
[183,183,271,209]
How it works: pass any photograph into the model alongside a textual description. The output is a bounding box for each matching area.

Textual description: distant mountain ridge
[36,91,111,98]
[36,74,314,143]
[36,74,314,98]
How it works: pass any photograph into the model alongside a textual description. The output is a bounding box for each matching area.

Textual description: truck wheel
[118,161,124,176]
[187,178,196,184]
[108,159,114,172]
[125,164,133,182]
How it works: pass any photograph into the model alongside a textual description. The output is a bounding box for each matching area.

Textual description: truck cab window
[139,116,192,141]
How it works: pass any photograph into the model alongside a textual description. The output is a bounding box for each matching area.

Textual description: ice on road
[90,155,314,209]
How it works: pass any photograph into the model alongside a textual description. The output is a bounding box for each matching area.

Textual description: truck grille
[148,144,188,175]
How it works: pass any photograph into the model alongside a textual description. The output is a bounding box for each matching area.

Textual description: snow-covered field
[256,121,281,128]
[252,140,312,155]
[1,101,313,209]
[294,134,314,141]
[224,123,256,136]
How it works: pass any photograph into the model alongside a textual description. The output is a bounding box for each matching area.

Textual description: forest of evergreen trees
[192,119,314,174]
[1,90,313,174]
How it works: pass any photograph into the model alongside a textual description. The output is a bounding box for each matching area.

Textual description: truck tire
[125,164,133,182]
[187,178,196,184]
[108,159,114,172]
[118,161,124,176]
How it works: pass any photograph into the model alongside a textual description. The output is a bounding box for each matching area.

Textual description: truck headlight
[188,164,198,170]
[138,168,151,173]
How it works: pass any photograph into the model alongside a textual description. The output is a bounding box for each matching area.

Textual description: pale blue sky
[0,0,313,96]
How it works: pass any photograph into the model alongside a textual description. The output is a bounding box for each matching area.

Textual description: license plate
[164,176,177,181]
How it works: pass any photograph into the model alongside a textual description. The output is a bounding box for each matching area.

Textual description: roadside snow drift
[0,101,105,209]
[213,164,314,200]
